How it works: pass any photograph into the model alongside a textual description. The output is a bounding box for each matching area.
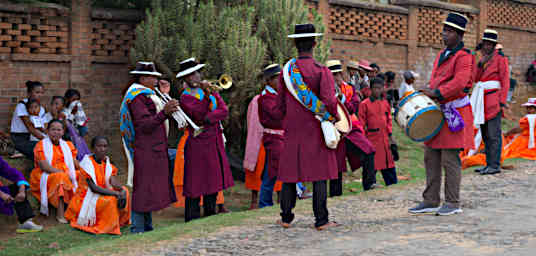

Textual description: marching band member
[471,29,510,175]
[359,78,398,189]
[410,13,475,216]
[119,62,177,233]
[273,24,340,230]
[176,58,234,222]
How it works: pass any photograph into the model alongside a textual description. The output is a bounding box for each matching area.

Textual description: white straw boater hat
[130,61,162,77]
[482,29,498,43]
[288,23,323,38]
[176,57,206,78]
[443,12,468,32]
[522,98,536,107]
[326,60,343,73]
[263,64,281,79]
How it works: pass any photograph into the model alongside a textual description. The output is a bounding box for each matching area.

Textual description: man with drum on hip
[409,13,475,216]
[471,29,510,176]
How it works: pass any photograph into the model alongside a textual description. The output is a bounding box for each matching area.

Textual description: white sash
[282,61,340,149]
[468,128,482,156]
[470,80,501,126]
[77,155,112,227]
[40,138,77,215]
[526,114,536,149]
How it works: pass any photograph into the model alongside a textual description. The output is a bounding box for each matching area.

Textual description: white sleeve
[14,103,28,117]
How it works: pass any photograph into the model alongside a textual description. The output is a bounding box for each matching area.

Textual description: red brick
[27,30,41,36]
[6,30,21,36]
[94,50,108,56]
[44,31,68,37]
[6,41,21,47]
[13,47,30,54]
[37,25,54,31]
[17,24,32,30]
[15,36,31,42]
[7,17,23,24]
[118,24,131,30]
[22,42,41,48]
[34,48,55,54]
[0,35,12,41]
[35,37,58,42]
[0,23,12,29]
[0,47,11,53]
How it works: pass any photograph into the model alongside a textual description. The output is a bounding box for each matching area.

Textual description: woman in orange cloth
[460,127,506,169]
[502,98,536,160]
[30,119,80,224]
[65,136,130,235]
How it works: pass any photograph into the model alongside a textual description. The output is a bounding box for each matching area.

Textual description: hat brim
[130,71,162,77]
[482,38,498,43]
[522,103,536,107]
[288,33,323,38]
[443,21,466,32]
[176,64,206,78]
[359,65,374,72]
[264,71,281,79]
[330,69,343,73]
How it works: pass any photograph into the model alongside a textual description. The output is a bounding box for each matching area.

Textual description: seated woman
[0,156,42,233]
[65,136,130,235]
[460,127,506,169]
[503,98,536,160]
[29,119,80,223]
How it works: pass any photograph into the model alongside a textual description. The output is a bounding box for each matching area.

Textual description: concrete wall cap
[91,8,143,21]
[0,1,69,14]
[391,0,479,14]
[329,0,409,15]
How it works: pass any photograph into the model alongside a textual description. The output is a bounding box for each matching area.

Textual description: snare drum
[395,92,444,142]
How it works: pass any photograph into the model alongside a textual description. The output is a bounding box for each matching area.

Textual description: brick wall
[0,1,141,137]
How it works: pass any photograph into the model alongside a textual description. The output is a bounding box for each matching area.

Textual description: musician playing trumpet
[175,58,235,222]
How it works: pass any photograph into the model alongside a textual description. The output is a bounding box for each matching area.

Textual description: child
[398,71,418,99]
[358,77,398,188]
[26,99,46,142]
[503,98,536,160]
[43,96,66,125]
[63,89,88,137]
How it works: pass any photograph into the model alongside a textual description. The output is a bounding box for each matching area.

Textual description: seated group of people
[1,122,129,234]
[461,98,536,169]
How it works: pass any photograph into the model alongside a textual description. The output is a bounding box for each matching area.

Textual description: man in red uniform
[409,13,475,216]
[359,77,398,187]
[470,29,510,175]
[273,24,339,230]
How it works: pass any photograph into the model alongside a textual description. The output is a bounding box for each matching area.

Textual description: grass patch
[0,119,522,255]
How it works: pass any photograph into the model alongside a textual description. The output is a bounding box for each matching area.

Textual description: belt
[367,128,379,132]
[264,128,284,135]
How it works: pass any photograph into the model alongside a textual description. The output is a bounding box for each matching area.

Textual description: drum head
[408,109,444,141]
[335,101,352,134]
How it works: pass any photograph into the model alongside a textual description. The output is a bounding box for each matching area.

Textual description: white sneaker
[16,219,43,233]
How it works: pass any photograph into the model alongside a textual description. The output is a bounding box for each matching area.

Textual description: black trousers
[280,181,329,228]
[481,113,502,169]
[345,140,376,190]
[329,172,343,197]
[5,184,35,224]
[10,133,37,160]
[379,168,398,186]
[184,193,217,222]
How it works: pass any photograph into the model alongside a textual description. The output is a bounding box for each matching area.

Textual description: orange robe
[30,140,79,208]
[172,130,224,208]
[65,157,131,235]
[460,127,506,169]
[503,116,536,160]
[244,144,283,192]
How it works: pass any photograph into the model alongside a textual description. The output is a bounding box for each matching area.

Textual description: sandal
[315,221,340,231]
[276,219,291,229]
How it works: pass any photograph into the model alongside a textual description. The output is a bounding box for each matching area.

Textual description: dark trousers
[480,113,502,169]
[280,181,329,228]
[423,147,462,208]
[379,168,398,186]
[131,211,153,233]
[345,140,376,190]
[1,184,35,224]
[329,172,343,197]
[185,193,217,222]
[10,133,37,160]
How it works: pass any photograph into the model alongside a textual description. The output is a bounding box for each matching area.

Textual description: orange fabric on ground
[173,130,224,208]
[503,117,536,160]
[29,140,79,208]
[64,157,131,235]
[460,128,506,169]
[244,144,282,192]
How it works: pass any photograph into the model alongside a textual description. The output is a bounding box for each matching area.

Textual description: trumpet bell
[218,74,233,89]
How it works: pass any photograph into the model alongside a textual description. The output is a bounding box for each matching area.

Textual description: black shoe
[475,166,487,173]
[481,167,501,175]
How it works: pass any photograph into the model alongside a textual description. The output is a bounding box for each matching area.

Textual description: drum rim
[394,91,422,118]
[406,106,445,142]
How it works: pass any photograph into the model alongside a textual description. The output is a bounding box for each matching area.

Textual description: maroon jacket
[129,95,176,212]
[180,91,234,198]
[474,50,510,121]
[258,87,284,179]
[273,53,339,182]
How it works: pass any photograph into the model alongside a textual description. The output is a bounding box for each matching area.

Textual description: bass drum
[395,91,444,142]
[335,100,352,134]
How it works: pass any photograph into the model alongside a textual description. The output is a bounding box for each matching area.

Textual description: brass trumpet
[204,74,233,91]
